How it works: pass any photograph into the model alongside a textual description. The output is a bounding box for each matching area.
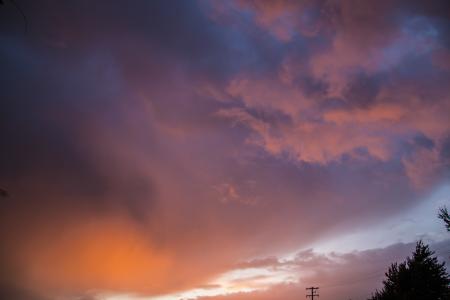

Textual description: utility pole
[306,287,319,300]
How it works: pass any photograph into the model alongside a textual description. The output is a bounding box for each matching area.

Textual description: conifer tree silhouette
[368,241,450,300]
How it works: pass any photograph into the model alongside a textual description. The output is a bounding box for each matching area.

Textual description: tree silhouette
[439,207,450,232]
[368,241,450,300]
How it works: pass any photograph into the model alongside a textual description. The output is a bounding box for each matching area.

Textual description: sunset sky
[1,1,450,299]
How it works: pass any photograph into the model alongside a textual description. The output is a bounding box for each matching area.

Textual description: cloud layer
[0,0,449,299]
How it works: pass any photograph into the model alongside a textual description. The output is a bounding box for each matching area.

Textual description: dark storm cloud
[7,0,286,81]
[0,0,252,211]
[0,35,160,219]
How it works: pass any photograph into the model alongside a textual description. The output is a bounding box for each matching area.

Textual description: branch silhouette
[438,206,450,232]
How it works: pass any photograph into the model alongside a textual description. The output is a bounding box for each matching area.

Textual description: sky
[0,0,449,299]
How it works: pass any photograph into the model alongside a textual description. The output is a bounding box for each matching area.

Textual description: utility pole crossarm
[306,287,319,300]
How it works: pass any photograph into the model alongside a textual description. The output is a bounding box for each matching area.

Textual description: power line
[1,0,28,34]
[320,268,387,289]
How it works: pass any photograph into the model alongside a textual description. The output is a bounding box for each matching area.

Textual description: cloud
[210,0,450,187]
[196,239,450,300]
[0,285,50,300]
[235,257,282,270]
[0,1,449,299]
